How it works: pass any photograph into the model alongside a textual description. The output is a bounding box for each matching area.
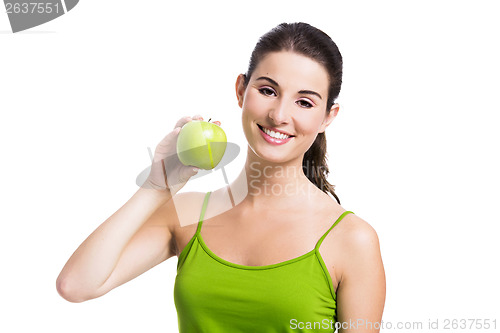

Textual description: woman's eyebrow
[256,76,280,86]
[298,89,322,100]
[255,76,322,100]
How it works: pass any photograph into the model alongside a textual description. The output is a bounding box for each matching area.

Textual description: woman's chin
[248,147,294,165]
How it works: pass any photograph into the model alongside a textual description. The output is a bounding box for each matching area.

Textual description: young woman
[57,22,386,332]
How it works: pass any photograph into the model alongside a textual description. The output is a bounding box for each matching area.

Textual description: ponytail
[302,132,340,204]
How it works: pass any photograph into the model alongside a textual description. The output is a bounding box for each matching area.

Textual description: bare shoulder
[169,187,230,226]
[339,213,380,250]
[167,191,207,229]
[169,189,231,256]
[334,212,384,280]
[317,193,379,247]
[319,196,381,262]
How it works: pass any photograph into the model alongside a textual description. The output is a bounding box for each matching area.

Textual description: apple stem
[208,118,212,123]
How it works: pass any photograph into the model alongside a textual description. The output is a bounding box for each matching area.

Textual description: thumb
[179,165,200,183]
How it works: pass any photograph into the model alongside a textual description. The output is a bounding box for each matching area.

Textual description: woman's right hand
[144,115,220,195]
[144,115,201,194]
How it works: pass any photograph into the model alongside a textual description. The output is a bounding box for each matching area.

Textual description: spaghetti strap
[196,191,212,234]
[315,211,354,250]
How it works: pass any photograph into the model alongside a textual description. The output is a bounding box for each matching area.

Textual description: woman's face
[236,51,338,165]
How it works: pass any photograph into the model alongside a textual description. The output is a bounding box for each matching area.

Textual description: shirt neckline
[196,232,317,270]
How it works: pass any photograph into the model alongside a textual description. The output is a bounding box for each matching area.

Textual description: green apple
[176,120,227,170]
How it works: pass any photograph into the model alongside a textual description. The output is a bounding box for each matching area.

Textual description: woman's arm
[56,115,205,303]
[336,217,386,333]
[56,187,175,302]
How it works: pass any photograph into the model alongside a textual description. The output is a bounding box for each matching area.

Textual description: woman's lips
[257,124,294,145]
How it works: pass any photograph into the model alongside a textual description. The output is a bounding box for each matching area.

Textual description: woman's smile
[257,124,295,145]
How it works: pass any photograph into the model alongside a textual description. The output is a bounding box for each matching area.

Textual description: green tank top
[174,191,354,332]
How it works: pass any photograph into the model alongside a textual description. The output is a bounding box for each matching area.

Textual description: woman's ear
[235,74,246,108]
[319,103,340,133]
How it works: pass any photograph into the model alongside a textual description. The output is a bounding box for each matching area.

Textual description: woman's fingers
[174,116,191,129]
[174,115,205,130]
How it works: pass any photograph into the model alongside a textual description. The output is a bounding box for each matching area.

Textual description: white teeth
[262,126,290,139]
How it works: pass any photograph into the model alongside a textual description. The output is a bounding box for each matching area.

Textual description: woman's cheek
[244,92,267,116]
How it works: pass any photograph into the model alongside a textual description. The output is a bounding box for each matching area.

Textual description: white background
[1,1,499,332]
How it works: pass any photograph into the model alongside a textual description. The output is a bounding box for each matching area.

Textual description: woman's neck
[227,147,322,210]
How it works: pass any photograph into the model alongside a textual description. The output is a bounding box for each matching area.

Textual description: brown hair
[243,22,343,204]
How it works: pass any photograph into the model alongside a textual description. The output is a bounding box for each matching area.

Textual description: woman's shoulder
[329,211,382,274]
[340,214,380,250]
[320,195,380,254]
[170,187,230,228]
[319,198,383,280]
[168,191,208,229]
[172,190,207,203]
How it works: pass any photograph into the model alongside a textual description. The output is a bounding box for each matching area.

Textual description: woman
[57,22,386,332]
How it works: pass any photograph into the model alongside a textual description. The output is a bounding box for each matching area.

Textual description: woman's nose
[268,100,290,124]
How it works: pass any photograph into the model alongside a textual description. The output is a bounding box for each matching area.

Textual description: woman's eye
[259,87,276,96]
[297,99,313,108]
